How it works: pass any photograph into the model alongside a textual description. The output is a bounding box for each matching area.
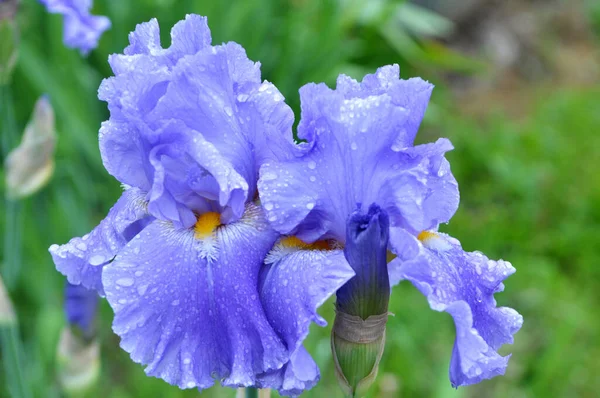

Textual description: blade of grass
[1,84,23,289]
[0,324,32,398]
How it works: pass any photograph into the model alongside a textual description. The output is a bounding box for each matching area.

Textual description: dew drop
[350,142,358,150]
[306,202,315,210]
[89,254,106,266]
[76,242,87,251]
[116,277,134,287]
[137,284,148,296]
[309,176,317,182]
[264,202,274,211]
[307,161,316,170]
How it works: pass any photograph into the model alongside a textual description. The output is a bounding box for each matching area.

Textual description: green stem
[0,84,29,398]
[1,84,17,155]
[245,387,259,398]
[0,325,31,398]
[1,84,23,289]
[2,199,22,288]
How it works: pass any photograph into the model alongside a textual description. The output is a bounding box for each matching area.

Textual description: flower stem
[0,84,29,398]
[1,84,23,288]
[0,325,31,398]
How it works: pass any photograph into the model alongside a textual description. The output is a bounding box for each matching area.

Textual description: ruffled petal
[260,247,353,351]
[388,228,523,387]
[257,246,354,395]
[100,16,291,224]
[102,204,288,390]
[49,188,150,295]
[258,65,454,243]
[379,139,459,234]
[99,120,152,190]
[147,42,261,194]
[336,65,434,146]
[40,0,111,54]
[257,347,320,397]
[142,121,249,227]
[124,15,211,61]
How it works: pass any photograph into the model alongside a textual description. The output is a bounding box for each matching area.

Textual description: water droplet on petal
[307,161,316,170]
[116,278,134,287]
[89,255,106,266]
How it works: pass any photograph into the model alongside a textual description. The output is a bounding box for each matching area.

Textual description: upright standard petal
[102,204,288,390]
[49,188,150,295]
[99,16,294,226]
[259,65,458,243]
[388,228,523,387]
[257,243,354,395]
[39,0,111,54]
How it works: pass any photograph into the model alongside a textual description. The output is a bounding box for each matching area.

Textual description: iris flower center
[417,230,451,251]
[417,230,438,242]
[194,212,221,239]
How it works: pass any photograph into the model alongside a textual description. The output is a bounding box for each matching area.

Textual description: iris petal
[388,228,523,387]
[99,15,293,225]
[257,247,354,395]
[49,188,150,295]
[258,65,456,243]
[102,204,288,389]
[39,0,111,54]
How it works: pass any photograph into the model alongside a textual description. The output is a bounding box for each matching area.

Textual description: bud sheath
[332,204,391,396]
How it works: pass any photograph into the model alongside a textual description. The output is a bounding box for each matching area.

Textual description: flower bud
[57,283,100,395]
[332,204,391,396]
[64,282,98,341]
[5,96,56,199]
[56,327,100,396]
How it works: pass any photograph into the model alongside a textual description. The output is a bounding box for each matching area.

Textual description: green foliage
[1,0,599,397]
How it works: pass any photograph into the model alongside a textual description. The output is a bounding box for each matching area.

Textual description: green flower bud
[5,96,56,199]
[56,327,100,396]
[332,204,391,397]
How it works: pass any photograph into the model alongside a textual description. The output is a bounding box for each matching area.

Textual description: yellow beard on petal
[417,230,452,252]
[279,236,332,251]
[265,236,336,265]
[417,230,439,243]
[194,212,221,239]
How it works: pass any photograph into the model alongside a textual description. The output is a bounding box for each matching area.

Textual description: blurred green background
[1,0,600,397]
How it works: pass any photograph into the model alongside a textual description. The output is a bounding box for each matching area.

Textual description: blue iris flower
[258,65,523,388]
[39,0,110,54]
[49,15,340,394]
[64,282,98,340]
[48,13,522,395]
